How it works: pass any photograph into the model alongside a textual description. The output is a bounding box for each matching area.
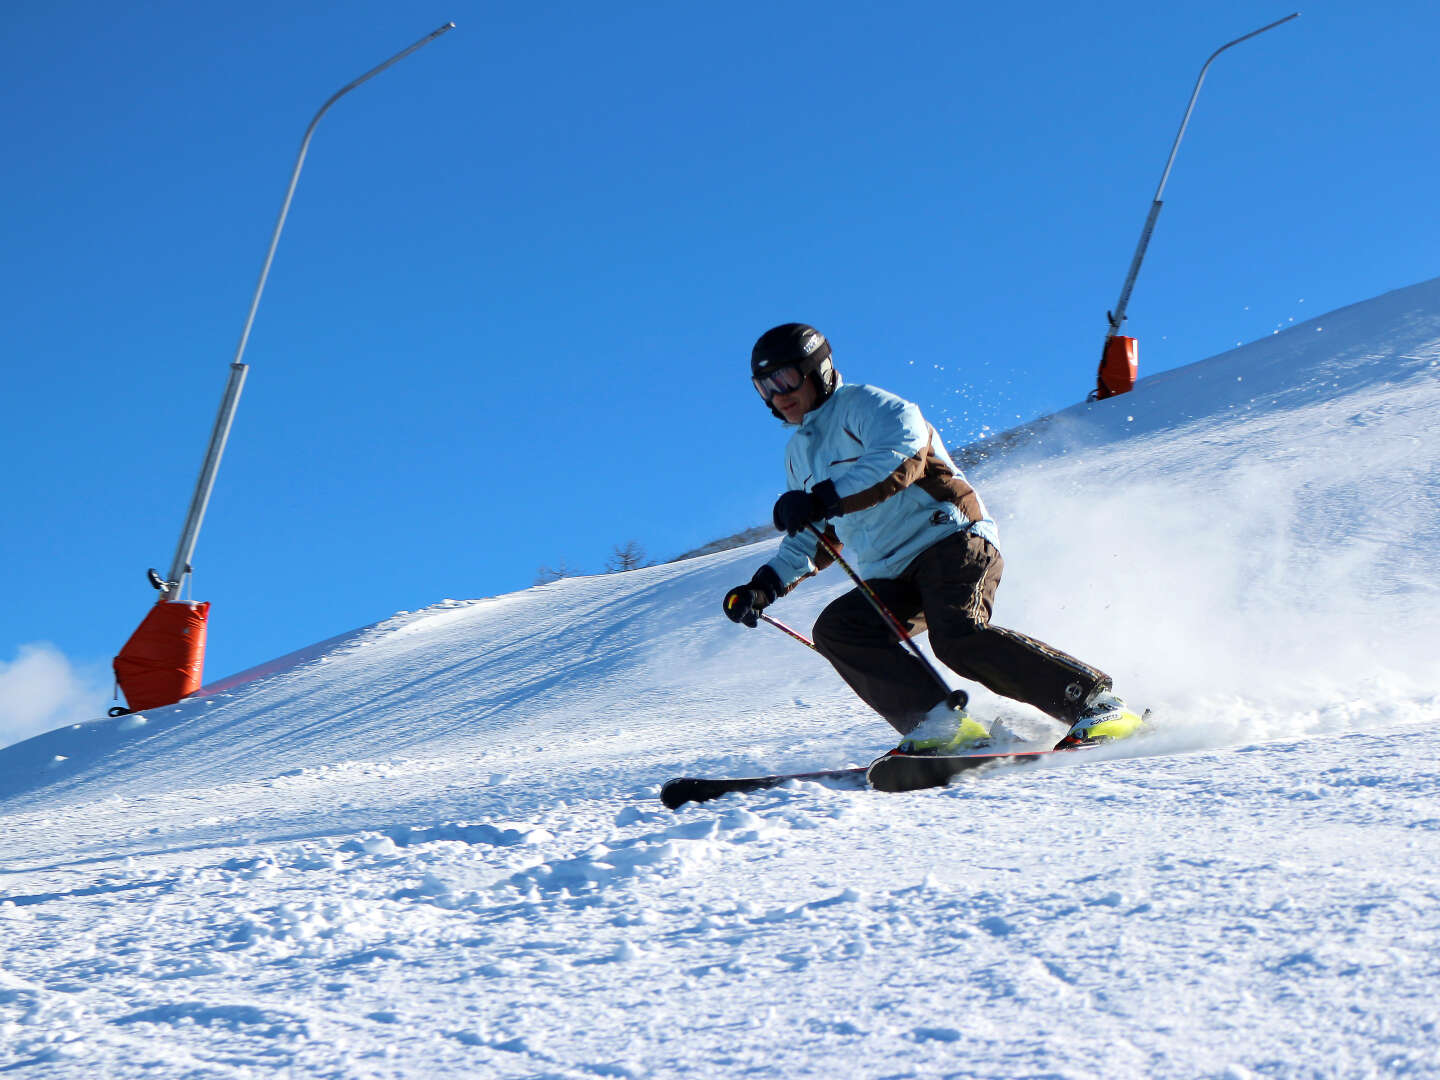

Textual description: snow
[3,277,1440,1077]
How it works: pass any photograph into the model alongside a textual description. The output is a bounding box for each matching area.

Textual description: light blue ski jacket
[764,382,1000,592]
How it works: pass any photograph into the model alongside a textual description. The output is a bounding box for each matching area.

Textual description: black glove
[723,566,782,627]
[772,480,842,537]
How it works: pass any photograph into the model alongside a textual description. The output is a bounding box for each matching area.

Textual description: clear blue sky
[2,0,1436,701]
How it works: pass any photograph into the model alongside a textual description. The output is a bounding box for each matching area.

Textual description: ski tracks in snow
[5,723,1440,1077]
[0,789,836,1075]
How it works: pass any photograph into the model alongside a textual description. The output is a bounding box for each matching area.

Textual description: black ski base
[660,766,868,810]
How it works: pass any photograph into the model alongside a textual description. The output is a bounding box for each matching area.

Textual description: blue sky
[2,0,1436,726]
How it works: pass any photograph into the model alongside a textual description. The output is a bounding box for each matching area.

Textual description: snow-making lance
[803,523,967,709]
[111,23,456,716]
[1092,12,1298,401]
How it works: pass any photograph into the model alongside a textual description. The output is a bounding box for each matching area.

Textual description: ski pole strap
[803,522,955,699]
[759,613,818,652]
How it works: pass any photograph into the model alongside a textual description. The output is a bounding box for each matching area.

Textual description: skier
[722,322,1143,754]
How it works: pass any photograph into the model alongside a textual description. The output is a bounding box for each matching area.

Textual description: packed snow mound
[1109,273,1440,425]
[962,273,1440,465]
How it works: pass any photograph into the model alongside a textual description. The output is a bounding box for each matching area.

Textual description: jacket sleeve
[764,525,843,596]
[762,439,844,595]
[825,389,933,515]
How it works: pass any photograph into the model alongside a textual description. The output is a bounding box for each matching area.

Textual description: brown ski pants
[812,532,1109,734]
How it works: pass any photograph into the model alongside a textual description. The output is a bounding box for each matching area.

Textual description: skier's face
[771,375,818,423]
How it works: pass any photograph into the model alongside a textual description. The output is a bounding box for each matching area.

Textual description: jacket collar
[790,378,843,430]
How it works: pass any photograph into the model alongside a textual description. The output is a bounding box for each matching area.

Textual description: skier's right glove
[723,566,783,628]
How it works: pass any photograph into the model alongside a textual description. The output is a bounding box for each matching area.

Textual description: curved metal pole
[1104,12,1298,341]
[159,23,456,601]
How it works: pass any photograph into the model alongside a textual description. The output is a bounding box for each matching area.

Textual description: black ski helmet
[750,323,839,419]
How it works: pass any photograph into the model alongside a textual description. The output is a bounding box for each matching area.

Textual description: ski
[662,744,1109,808]
[865,742,1097,792]
[870,709,1155,793]
[660,766,869,810]
[663,713,1156,808]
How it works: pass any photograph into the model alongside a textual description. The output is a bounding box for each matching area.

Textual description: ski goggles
[752,365,806,401]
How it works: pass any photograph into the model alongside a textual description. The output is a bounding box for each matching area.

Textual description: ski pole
[758,612,818,651]
[803,523,965,708]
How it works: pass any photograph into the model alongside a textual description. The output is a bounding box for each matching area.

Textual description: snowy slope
[2,278,1439,1078]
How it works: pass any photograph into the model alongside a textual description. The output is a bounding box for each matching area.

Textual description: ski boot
[1055,688,1146,749]
[895,695,992,756]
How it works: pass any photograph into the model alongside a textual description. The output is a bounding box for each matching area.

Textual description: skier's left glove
[723,566,783,628]
[772,480,842,537]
